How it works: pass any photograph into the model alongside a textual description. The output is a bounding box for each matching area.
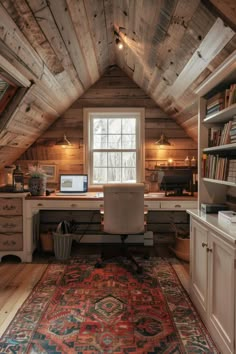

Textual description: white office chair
[97,183,146,273]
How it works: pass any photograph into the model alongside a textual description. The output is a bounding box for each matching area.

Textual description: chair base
[95,235,143,273]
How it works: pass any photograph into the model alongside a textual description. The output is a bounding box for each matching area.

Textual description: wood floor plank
[0,264,47,336]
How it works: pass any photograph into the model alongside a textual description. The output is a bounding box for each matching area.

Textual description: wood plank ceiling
[0,0,235,170]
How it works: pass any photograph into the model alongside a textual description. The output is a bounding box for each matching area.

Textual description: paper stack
[218,210,236,230]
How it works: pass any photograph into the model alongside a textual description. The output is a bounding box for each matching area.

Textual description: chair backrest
[103,183,145,235]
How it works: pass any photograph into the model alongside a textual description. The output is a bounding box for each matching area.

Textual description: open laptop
[56,174,88,195]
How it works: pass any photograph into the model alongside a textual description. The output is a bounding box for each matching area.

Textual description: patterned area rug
[0,257,219,353]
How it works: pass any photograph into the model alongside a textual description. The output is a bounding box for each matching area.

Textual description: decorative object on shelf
[13,165,24,192]
[28,165,47,196]
[184,156,190,166]
[55,134,72,148]
[155,133,171,146]
[191,156,196,167]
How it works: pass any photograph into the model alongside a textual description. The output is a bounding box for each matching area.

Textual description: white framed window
[83,108,145,186]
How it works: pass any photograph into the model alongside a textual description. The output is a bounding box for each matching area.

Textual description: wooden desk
[0,192,197,262]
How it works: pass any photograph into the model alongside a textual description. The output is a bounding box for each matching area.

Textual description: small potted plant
[28,164,47,196]
[170,222,190,262]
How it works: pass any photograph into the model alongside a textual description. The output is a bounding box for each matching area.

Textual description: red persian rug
[0,257,219,353]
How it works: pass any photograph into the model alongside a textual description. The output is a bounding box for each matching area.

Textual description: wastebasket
[53,233,72,260]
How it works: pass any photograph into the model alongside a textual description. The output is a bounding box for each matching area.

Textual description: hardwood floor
[0,243,189,336]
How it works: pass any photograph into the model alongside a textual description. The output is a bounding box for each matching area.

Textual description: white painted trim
[0,54,31,87]
[83,107,145,186]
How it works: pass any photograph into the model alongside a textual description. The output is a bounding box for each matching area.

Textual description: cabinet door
[208,231,235,354]
[190,218,208,320]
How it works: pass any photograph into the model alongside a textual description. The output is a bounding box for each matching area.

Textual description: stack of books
[227,159,236,183]
[206,83,236,117]
[206,93,225,116]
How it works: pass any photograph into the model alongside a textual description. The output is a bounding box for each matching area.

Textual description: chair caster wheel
[95,262,102,268]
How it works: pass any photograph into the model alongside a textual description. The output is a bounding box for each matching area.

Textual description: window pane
[93,168,107,184]
[122,118,136,134]
[122,168,136,182]
[93,152,107,167]
[122,152,136,167]
[108,152,121,167]
[93,135,107,149]
[122,135,136,149]
[108,119,121,134]
[108,168,121,182]
[93,119,107,134]
[108,135,121,149]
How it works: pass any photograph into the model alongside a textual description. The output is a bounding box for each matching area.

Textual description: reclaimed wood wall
[15,66,197,189]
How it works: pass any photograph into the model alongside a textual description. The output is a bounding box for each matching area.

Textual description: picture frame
[40,164,57,183]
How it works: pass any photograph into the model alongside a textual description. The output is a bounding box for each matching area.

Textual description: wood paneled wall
[15,66,197,189]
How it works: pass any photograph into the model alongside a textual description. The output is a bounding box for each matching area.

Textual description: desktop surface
[26,191,197,201]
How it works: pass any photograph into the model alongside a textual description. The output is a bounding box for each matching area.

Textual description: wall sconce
[155,133,171,146]
[55,134,72,148]
[114,30,123,50]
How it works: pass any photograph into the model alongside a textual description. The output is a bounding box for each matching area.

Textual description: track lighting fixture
[114,30,123,50]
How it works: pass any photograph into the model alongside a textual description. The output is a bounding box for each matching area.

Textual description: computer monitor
[159,169,193,196]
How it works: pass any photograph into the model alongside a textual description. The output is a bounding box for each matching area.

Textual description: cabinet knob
[207,247,212,253]
[202,242,208,248]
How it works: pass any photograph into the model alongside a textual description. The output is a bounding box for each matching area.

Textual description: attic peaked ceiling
[0,0,236,169]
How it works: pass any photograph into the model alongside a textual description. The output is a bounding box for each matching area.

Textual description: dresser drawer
[0,216,22,233]
[0,198,22,215]
[0,233,23,250]
[160,200,197,210]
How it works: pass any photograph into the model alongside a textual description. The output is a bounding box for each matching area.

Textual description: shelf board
[203,103,236,124]
[203,143,236,152]
[203,178,236,187]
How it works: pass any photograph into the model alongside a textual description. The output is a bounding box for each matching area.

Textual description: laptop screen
[59,174,88,193]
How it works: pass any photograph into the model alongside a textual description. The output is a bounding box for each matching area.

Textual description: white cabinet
[190,215,235,354]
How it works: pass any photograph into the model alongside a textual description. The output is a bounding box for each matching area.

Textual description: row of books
[206,83,236,117]
[230,116,236,143]
[202,155,229,180]
[208,115,236,146]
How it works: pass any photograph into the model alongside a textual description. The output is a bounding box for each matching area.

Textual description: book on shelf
[208,120,232,146]
[204,155,229,180]
[227,159,236,182]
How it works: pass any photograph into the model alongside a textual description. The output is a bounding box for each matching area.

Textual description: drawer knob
[71,204,77,207]
[202,242,208,248]
[174,204,181,208]
[37,203,43,206]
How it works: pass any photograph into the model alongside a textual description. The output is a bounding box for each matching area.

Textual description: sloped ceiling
[0,0,236,170]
